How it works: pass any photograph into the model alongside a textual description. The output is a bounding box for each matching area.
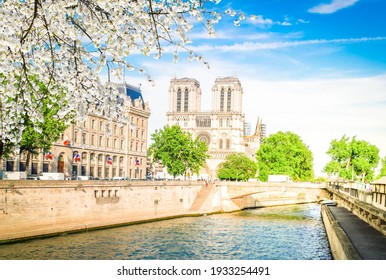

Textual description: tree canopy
[377,156,386,179]
[0,75,73,160]
[324,135,380,182]
[256,131,314,182]
[0,0,255,147]
[217,152,257,181]
[148,124,209,177]
[19,78,73,172]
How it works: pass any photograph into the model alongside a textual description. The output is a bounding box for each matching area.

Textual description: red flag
[63,136,70,146]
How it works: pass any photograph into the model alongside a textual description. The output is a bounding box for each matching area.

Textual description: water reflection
[0,204,331,260]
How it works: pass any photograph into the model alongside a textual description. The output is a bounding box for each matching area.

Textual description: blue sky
[104,0,386,176]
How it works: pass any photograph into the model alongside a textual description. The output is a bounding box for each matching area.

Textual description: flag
[73,153,80,162]
[63,135,70,146]
[107,157,113,165]
[135,159,140,166]
[44,151,53,160]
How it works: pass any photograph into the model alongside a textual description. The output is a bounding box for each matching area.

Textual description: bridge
[210,181,330,210]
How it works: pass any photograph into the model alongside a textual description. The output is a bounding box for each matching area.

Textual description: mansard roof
[117,83,145,109]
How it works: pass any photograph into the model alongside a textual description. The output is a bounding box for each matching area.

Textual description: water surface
[0,204,331,260]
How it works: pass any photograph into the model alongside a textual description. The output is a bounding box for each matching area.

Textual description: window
[100,121,103,130]
[91,134,95,145]
[176,88,181,112]
[219,119,223,127]
[220,88,224,112]
[99,136,103,146]
[92,119,95,129]
[227,88,232,112]
[114,139,117,149]
[184,88,189,112]
[219,139,223,149]
[19,162,26,172]
[226,139,231,149]
[32,163,38,175]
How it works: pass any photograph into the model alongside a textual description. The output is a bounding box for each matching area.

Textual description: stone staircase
[189,184,213,212]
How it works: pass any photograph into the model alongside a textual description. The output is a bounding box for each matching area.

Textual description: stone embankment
[0,180,327,243]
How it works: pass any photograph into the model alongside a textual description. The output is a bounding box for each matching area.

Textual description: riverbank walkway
[328,205,386,260]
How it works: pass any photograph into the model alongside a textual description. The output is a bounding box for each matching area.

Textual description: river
[0,204,332,260]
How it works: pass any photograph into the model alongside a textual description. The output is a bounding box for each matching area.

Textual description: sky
[105,0,386,177]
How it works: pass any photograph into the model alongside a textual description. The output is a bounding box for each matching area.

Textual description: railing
[328,181,385,211]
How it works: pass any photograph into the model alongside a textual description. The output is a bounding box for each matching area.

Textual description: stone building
[2,83,150,180]
[166,76,265,178]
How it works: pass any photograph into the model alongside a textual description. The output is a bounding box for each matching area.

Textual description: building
[166,76,265,178]
[1,83,150,180]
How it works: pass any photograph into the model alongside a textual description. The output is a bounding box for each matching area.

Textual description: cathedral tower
[168,77,201,113]
[211,76,243,113]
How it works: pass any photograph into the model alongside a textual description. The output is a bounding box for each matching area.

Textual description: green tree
[1,75,73,174]
[256,131,314,182]
[323,135,380,182]
[148,125,209,178]
[217,152,257,181]
[378,157,386,178]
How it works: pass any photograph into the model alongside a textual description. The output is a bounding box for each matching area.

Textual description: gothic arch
[220,88,225,112]
[176,88,182,112]
[184,88,189,112]
[219,139,223,149]
[227,87,232,112]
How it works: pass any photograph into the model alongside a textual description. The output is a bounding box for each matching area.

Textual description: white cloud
[308,0,359,14]
[190,36,386,53]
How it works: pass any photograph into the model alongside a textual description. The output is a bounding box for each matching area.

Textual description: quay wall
[0,180,328,243]
[0,180,220,243]
[321,205,361,260]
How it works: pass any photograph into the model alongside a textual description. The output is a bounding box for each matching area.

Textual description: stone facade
[166,76,265,178]
[2,83,150,180]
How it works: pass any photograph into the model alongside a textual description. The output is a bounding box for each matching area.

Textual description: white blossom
[0,0,247,147]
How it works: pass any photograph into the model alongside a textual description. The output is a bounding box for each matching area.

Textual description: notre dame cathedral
[166,76,265,178]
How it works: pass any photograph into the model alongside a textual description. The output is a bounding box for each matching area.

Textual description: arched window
[227,88,232,112]
[220,88,225,112]
[184,88,189,112]
[226,139,231,149]
[176,88,182,112]
[219,139,223,149]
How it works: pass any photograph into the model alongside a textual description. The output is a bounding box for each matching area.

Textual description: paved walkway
[328,205,386,260]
